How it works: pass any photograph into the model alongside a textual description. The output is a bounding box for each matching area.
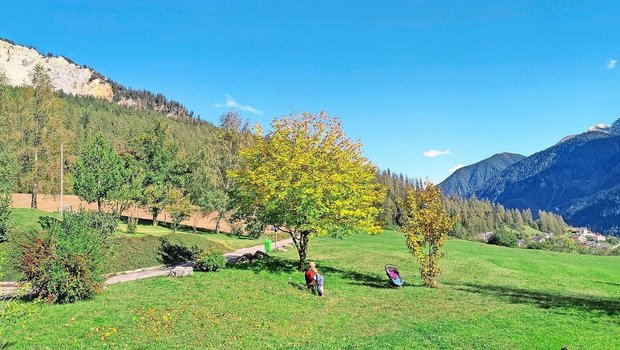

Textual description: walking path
[0,238,294,299]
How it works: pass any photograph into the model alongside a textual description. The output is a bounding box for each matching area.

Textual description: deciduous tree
[18,65,69,208]
[73,133,125,212]
[230,112,385,269]
[404,182,456,288]
[164,187,193,232]
[135,120,182,226]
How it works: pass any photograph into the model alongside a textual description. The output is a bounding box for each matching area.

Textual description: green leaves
[73,133,125,211]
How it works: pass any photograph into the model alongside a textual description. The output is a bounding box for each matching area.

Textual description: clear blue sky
[3,1,620,182]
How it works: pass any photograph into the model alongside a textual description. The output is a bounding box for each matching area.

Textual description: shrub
[0,195,11,242]
[126,217,138,234]
[195,251,226,272]
[16,210,111,304]
[488,229,518,247]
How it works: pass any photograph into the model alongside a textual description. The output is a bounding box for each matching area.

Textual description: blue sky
[2,1,620,182]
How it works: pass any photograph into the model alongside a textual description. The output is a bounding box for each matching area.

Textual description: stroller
[385,264,404,287]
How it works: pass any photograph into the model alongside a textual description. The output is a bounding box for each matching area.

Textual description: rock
[169,266,193,277]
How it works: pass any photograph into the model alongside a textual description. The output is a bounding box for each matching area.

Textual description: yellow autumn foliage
[230,112,385,268]
[403,182,457,288]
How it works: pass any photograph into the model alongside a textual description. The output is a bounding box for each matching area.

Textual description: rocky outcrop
[0,39,113,101]
[0,38,194,120]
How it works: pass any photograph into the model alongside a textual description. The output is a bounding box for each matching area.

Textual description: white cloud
[214,95,261,114]
[449,164,465,173]
[423,149,451,158]
[607,59,617,70]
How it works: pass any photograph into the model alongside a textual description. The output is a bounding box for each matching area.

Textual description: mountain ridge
[0,38,196,120]
[439,152,526,197]
[472,120,620,234]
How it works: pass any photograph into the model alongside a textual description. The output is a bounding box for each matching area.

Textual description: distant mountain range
[0,38,194,120]
[440,120,620,235]
[440,153,526,197]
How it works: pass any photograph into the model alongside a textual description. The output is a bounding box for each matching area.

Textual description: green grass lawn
[0,209,268,280]
[2,230,618,349]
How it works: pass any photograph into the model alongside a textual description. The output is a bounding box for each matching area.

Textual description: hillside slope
[475,120,620,234]
[440,153,525,197]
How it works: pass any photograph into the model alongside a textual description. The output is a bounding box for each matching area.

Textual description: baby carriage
[385,264,404,287]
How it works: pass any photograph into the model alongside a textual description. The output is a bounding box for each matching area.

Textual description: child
[305,263,317,294]
[311,263,326,297]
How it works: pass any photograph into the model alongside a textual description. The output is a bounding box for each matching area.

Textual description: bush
[488,229,518,247]
[527,235,577,253]
[16,210,111,304]
[126,217,138,234]
[0,195,11,242]
[195,251,226,272]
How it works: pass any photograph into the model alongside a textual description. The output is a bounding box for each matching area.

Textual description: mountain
[474,123,620,235]
[0,38,194,119]
[439,153,526,197]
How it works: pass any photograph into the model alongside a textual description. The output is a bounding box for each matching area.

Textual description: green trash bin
[264,239,272,252]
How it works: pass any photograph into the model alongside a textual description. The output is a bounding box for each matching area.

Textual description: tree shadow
[158,238,202,265]
[592,281,620,287]
[448,282,620,317]
[228,256,414,289]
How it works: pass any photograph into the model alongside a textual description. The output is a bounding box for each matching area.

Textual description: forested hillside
[0,66,576,240]
[0,76,219,196]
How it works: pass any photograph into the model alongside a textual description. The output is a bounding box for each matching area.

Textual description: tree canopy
[73,133,125,212]
[230,112,385,268]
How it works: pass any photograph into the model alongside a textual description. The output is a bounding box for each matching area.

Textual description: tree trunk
[31,152,38,209]
[30,183,37,209]
[297,231,310,270]
[215,211,224,234]
[31,106,40,209]
[152,208,159,226]
[285,229,311,270]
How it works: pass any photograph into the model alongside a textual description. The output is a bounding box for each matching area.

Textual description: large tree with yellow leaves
[230,112,385,269]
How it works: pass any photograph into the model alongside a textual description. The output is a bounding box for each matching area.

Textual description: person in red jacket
[305,262,317,293]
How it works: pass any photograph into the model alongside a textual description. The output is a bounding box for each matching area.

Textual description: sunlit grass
[2,231,618,349]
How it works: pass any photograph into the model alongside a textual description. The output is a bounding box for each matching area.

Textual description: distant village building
[571,227,594,237]
[573,236,587,244]
[570,226,607,245]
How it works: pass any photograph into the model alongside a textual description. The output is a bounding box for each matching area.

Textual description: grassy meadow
[2,230,618,349]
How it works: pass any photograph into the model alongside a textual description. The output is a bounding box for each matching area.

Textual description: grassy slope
[0,209,266,280]
[3,231,619,349]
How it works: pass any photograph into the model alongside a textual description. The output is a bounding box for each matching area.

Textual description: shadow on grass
[228,256,414,289]
[448,282,620,317]
[158,238,202,265]
[592,281,620,287]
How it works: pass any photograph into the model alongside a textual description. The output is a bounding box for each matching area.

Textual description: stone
[169,266,193,277]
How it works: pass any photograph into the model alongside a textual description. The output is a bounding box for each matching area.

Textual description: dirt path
[1,238,294,298]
